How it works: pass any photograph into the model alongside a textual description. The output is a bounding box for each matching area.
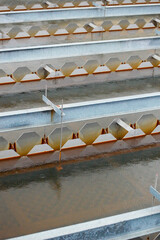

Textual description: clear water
[0,146,160,239]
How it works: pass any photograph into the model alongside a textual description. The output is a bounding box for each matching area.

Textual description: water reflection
[0,145,159,190]
[48,172,62,200]
[0,146,160,239]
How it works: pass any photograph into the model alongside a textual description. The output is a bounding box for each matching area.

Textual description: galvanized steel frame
[1,92,160,133]
[0,5,160,24]
[0,36,160,63]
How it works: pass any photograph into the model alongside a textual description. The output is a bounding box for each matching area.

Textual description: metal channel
[0,36,160,63]
[1,92,160,131]
[0,5,160,24]
[8,205,160,240]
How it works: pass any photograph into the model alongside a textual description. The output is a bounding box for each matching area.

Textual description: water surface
[0,146,160,239]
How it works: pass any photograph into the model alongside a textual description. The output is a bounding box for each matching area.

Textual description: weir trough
[0,36,160,63]
[1,92,160,159]
[1,92,160,131]
[0,5,160,24]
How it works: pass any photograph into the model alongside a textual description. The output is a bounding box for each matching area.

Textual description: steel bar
[42,95,62,115]
[152,54,160,61]
[116,119,133,131]
[0,5,160,24]
[0,36,160,63]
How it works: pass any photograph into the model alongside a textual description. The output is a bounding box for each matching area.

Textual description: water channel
[0,77,159,112]
[0,145,160,239]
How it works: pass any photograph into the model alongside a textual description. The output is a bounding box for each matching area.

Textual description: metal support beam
[152,18,160,27]
[152,54,160,61]
[1,92,160,131]
[0,36,160,63]
[116,119,133,132]
[0,5,160,24]
[8,205,160,240]
[44,65,54,74]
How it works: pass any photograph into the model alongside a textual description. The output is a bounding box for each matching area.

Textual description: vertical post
[153,19,158,84]
[154,173,158,189]
[152,51,155,83]
[156,21,158,36]
[152,173,158,206]
[57,99,63,171]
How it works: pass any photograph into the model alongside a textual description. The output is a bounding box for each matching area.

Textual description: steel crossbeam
[1,92,160,131]
[0,36,160,63]
[0,5,160,24]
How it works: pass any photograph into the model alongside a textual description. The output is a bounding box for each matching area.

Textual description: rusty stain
[9,142,16,151]
[41,135,48,144]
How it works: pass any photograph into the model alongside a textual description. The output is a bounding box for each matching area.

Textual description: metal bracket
[150,186,160,202]
[152,54,160,61]
[42,95,65,116]
[116,119,133,132]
